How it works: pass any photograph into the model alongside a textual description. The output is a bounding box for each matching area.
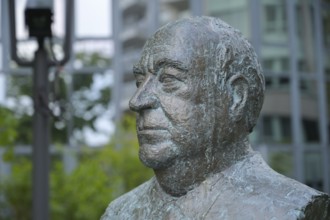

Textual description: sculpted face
[129,23,229,169]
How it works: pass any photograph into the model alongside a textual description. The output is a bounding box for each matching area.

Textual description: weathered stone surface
[101,17,330,219]
[102,153,329,219]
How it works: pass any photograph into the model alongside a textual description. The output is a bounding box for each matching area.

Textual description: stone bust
[102,17,330,219]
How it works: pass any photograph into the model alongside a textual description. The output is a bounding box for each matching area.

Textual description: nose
[129,77,159,112]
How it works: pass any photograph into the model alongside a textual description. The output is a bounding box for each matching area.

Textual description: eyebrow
[155,58,188,72]
[133,58,188,76]
[133,64,143,75]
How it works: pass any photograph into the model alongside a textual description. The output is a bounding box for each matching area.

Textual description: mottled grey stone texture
[102,17,330,219]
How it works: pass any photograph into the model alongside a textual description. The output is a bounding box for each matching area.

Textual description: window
[263,2,287,33]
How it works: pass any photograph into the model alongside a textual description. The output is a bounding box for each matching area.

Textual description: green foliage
[269,152,293,177]
[0,107,18,147]
[0,106,18,162]
[0,114,153,220]
[50,158,113,220]
[6,75,32,97]
[5,51,113,146]
[75,52,111,68]
[71,72,112,132]
[0,158,32,220]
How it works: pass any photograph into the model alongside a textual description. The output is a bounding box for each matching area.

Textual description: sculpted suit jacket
[101,153,330,220]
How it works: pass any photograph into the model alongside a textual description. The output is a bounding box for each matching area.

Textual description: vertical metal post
[0,0,11,182]
[1,0,10,100]
[249,0,262,147]
[32,43,50,220]
[286,0,305,183]
[190,0,203,16]
[66,2,75,148]
[314,0,330,193]
[250,0,261,57]
[147,0,159,34]
[111,0,123,121]
[7,1,73,219]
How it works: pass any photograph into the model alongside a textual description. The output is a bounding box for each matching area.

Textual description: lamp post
[8,1,73,219]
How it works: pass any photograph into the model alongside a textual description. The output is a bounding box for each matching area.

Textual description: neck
[154,137,252,196]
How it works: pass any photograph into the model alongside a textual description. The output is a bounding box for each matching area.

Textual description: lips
[137,108,170,132]
[138,127,169,135]
[138,126,167,131]
[137,126,170,145]
[137,119,169,133]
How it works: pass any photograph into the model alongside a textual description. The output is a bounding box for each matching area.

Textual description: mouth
[138,123,168,131]
[138,127,168,134]
[137,129,171,146]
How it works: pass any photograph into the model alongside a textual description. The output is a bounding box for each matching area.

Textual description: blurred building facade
[0,0,329,194]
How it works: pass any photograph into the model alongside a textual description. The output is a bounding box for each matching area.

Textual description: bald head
[137,17,265,133]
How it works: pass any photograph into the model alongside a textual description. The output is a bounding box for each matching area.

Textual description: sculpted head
[129,17,265,171]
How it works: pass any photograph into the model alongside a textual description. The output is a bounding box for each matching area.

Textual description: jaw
[150,137,252,197]
[152,152,212,197]
[138,139,180,170]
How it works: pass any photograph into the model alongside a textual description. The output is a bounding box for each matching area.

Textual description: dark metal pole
[32,41,50,220]
[8,0,33,67]
[7,1,73,219]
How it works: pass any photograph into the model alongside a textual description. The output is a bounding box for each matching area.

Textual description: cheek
[160,96,208,137]
[159,96,194,124]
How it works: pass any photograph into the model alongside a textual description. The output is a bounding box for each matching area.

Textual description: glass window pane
[260,81,292,145]
[300,79,321,144]
[120,0,148,60]
[324,7,330,76]
[259,115,292,144]
[304,152,323,190]
[296,0,316,73]
[160,0,190,26]
[261,46,290,72]
[261,0,288,44]
[323,7,330,47]
[205,0,250,38]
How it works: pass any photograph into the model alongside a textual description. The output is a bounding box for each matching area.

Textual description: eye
[135,75,145,88]
[159,73,183,93]
[136,81,142,88]
[159,74,177,84]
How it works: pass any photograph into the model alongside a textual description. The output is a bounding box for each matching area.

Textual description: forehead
[137,24,200,71]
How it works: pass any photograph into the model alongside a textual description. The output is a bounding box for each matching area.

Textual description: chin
[138,142,178,170]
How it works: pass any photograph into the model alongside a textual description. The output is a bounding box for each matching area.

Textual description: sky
[15,0,112,38]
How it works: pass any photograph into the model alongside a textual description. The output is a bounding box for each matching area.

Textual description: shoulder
[243,153,324,205]
[207,153,328,219]
[101,178,155,220]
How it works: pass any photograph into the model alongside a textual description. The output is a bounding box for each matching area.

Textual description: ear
[227,74,248,122]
